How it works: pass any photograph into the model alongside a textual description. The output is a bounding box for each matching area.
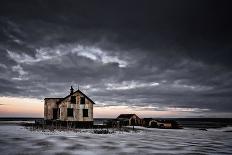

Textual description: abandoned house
[141,118,154,127]
[116,114,141,126]
[142,118,182,129]
[44,86,95,127]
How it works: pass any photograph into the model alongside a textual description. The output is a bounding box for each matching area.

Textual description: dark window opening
[80,97,85,104]
[53,108,58,119]
[67,108,73,117]
[71,96,76,104]
[131,119,136,126]
[83,109,88,117]
[57,108,60,119]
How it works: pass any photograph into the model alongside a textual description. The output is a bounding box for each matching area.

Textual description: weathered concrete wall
[44,98,60,120]
[58,92,93,122]
[79,97,93,122]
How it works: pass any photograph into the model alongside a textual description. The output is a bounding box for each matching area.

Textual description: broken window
[71,96,76,104]
[80,97,85,104]
[53,108,58,119]
[58,108,60,119]
[83,109,88,117]
[67,108,73,117]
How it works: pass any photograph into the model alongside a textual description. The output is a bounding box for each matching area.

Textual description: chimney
[70,86,74,95]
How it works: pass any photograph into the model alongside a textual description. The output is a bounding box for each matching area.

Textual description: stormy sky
[0,0,232,117]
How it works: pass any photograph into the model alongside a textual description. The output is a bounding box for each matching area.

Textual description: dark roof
[59,89,96,104]
[142,118,153,121]
[117,114,138,119]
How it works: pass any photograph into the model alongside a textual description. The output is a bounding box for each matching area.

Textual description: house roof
[117,114,139,119]
[59,89,96,104]
[44,89,95,104]
[142,118,153,121]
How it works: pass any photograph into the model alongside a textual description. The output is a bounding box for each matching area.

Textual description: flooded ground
[0,124,232,155]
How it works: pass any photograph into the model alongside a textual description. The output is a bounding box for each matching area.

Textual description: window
[83,109,88,117]
[58,108,60,118]
[53,108,58,119]
[67,108,73,117]
[71,96,76,104]
[80,97,85,104]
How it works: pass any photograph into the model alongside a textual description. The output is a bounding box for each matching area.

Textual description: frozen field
[0,124,232,155]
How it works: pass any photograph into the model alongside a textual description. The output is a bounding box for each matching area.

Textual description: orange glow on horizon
[0,96,43,117]
[0,96,194,118]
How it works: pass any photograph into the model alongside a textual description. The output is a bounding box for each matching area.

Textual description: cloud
[166,107,210,113]
[0,0,232,117]
[7,49,62,64]
[11,64,28,80]
[0,64,7,69]
[7,45,128,67]
[75,46,128,67]
[106,81,159,90]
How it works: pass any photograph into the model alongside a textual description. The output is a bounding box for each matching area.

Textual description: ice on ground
[0,124,232,155]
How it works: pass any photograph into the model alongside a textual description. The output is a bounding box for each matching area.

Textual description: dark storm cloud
[0,0,232,116]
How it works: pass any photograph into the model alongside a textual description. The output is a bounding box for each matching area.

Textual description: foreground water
[0,124,232,155]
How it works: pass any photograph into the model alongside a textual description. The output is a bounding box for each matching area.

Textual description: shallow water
[0,125,232,155]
